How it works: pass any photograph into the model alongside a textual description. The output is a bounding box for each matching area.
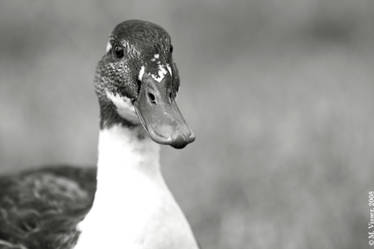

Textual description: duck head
[94,20,195,149]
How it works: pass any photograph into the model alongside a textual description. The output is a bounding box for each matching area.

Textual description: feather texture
[0,166,96,249]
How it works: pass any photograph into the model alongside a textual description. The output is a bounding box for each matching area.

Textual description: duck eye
[113,45,124,59]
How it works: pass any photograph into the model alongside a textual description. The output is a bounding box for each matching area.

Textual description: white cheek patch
[138,66,145,81]
[105,90,138,123]
[166,64,172,76]
[106,42,112,53]
[151,65,168,83]
[140,53,172,83]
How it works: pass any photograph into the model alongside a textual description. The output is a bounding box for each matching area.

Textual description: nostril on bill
[147,92,157,104]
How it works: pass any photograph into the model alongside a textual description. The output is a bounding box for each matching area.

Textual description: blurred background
[0,0,373,248]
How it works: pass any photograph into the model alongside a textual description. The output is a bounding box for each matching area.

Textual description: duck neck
[77,124,166,247]
[77,124,199,249]
[95,125,162,201]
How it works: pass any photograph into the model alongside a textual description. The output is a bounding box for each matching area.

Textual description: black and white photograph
[0,1,372,248]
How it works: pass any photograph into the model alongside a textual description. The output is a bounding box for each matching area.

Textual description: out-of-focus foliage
[0,0,373,248]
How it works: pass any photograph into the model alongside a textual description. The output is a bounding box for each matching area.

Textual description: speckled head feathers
[110,20,172,58]
[94,20,194,148]
[95,20,178,127]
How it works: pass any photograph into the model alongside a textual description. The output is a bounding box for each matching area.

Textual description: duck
[0,19,200,249]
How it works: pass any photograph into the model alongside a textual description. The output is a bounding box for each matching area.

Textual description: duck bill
[134,75,195,149]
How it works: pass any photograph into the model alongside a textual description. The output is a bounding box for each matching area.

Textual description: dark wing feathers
[0,166,96,249]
